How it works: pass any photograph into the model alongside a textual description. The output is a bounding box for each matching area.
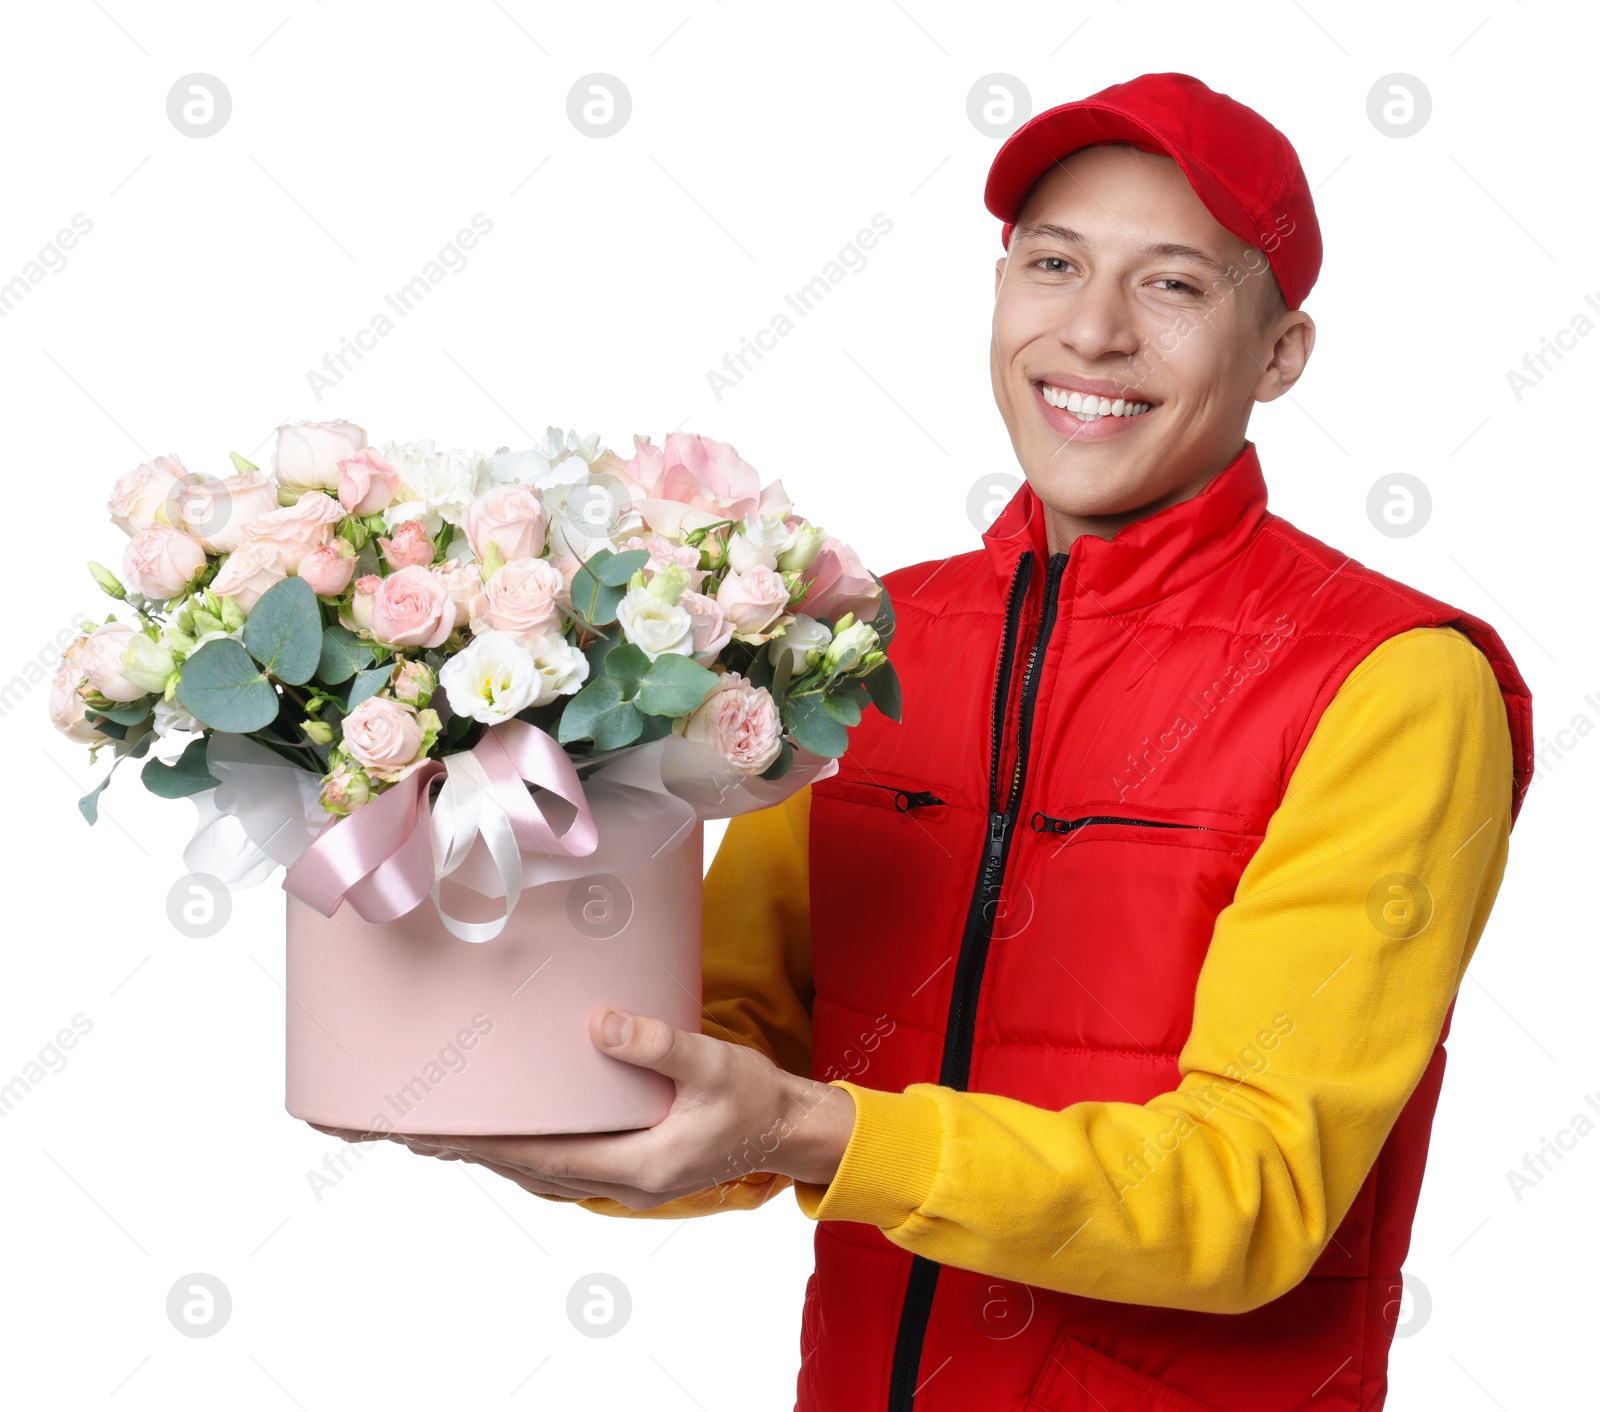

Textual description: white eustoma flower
[615,585,695,660]
[526,631,590,705]
[438,630,539,724]
[726,511,795,573]
[767,612,833,674]
[152,697,201,737]
[489,427,609,485]
[374,439,491,535]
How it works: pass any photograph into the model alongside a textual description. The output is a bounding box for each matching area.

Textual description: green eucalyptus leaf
[78,772,114,824]
[595,549,648,586]
[345,665,393,711]
[601,643,651,698]
[822,686,863,727]
[317,624,375,684]
[582,622,624,680]
[556,677,644,749]
[242,577,323,685]
[141,736,220,798]
[93,697,156,725]
[636,652,719,718]
[176,639,279,732]
[863,658,902,723]
[868,572,896,648]
[781,691,848,758]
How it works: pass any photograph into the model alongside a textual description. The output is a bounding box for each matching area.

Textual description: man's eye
[1031,257,1074,274]
[1152,277,1202,296]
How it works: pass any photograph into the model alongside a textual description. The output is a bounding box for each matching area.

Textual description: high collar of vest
[980,440,1269,612]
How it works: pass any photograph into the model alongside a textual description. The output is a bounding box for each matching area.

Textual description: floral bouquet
[52,420,898,1134]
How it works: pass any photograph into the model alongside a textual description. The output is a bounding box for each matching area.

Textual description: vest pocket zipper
[862,782,948,812]
[1029,812,1209,834]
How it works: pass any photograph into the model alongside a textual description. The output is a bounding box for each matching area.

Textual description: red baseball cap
[984,72,1322,310]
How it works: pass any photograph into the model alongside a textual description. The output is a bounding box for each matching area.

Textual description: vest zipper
[885,547,1068,1412]
[1030,812,1208,834]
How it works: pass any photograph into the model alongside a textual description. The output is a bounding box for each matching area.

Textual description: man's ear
[1252,314,1316,404]
[995,255,1007,297]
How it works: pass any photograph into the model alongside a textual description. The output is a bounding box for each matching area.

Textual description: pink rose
[339,696,427,783]
[121,523,207,601]
[618,433,787,539]
[237,491,345,574]
[337,448,400,517]
[369,565,456,648]
[715,565,790,636]
[349,574,382,631]
[174,471,280,553]
[431,558,486,620]
[471,558,564,643]
[273,419,366,492]
[378,519,436,570]
[795,535,881,622]
[461,484,548,563]
[211,540,289,612]
[62,623,146,702]
[107,455,192,537]
[680,672,782,776]
[49,654,106,742]
[298,541,357,597]
[679,590,734,665]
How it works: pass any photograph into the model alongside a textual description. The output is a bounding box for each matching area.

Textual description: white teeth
[1039,384,1152,418]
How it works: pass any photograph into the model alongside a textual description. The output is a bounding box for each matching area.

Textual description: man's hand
[310,1008,856,1211]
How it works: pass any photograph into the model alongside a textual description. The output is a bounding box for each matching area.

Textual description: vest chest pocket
[814,773,955,824]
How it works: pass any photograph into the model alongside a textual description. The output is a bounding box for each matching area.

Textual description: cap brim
[986,100,1260,259]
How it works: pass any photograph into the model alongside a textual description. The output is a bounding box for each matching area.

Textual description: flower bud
[120,635,177,696]
[645,563,689,606]
[822,619,879,675]
[776,522,824,573]
[391,659,438,709]
[319,761,372,816]
[88,560,128,600]
[302,720,335,745]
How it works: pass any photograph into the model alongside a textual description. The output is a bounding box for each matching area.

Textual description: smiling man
[346,74,1533,1411]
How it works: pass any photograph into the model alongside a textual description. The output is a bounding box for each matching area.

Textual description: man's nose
[1051,276,1142,364]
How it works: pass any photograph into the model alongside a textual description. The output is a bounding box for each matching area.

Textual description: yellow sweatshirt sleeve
[536,785,814,1219]
[791,626,1516,1314]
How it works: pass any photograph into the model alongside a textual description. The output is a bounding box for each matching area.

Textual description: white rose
[526,630,590,706]
[726,512,795,573]
[439,629,539,724]
[273,420,367,492]
[615,585,695,661]
[375,439,491,535]
[768,612,833,674]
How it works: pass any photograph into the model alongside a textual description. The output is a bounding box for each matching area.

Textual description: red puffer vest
[799,442,1532,1412]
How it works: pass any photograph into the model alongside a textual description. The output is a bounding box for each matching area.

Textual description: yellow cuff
[793,1081,943,1228]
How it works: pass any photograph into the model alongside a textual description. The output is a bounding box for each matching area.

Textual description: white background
[5,2,1596,1408]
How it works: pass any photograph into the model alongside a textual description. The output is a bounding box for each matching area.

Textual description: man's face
[990,143,1313,537]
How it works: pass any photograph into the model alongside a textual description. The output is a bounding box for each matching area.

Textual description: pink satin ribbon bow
[283,720,598,935]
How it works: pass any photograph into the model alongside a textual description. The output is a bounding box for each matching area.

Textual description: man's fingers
[589,1008,708,1083]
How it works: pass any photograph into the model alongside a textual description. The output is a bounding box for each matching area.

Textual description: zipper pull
[982,811,1010,890]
